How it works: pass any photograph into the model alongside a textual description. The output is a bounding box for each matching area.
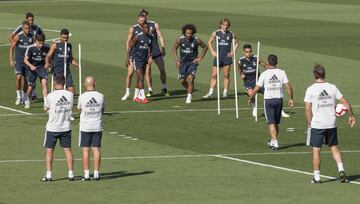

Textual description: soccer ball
[335,103,347,117]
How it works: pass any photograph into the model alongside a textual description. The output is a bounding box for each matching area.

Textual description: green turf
[1,0,360,203]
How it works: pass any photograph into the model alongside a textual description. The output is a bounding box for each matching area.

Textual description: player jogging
[304,64,356,183]
[248,54,294,150]
[203,18,238,99]
[24,33,50,109]
[173,24,208,104]
[78,76,104,181]
[41,74,75,182]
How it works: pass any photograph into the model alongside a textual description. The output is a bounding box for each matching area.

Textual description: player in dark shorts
[126,22,153,104]
[139,9,169,97]
[173,24,208,104]
[9,12,43,101]
[203,18,238,99]
[45,28,79,94]
[24,33,50,109]
[9,20,34,105]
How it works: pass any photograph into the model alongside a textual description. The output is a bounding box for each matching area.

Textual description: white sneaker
[15,97,21,105]
[24,100,30,109]
[223,92,228,98]
[252,108,257,117]
[202,92,213,99]
[70,116,75,121]
[273,140,279,150]
[281,110,290,118]
[186,95,192,104]
[121,92,130,101]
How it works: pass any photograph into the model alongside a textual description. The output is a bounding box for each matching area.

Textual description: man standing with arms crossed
[248,55,294,150]
[304,64,356,183]
[41,74,75,182]
[78,76,104,181]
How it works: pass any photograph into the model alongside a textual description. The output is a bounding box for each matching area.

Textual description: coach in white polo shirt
[77,76,104,181]
[304,64,356,184]
[42,74,74,182]
[249,54,294,150]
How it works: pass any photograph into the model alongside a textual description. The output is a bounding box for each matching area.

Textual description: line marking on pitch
[0,105,32,115]
[213,154,360,185]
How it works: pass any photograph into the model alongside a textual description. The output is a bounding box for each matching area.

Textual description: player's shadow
[150,89,197,101]
[100,170,154,180]
[199,92,248,102]
[279,142,306,150]
[348,175,360,182]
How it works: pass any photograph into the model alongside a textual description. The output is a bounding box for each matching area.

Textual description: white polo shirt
[304,82,343,129]
[46,89,74,132]
[257,68,289,99]
[77,91,104,132]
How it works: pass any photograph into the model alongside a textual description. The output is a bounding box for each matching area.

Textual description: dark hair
[60,28,69,35]
[35,33,46,42]
[54,74,65,85]
[182,24,197,35]
[25,12,34,19]
[219,18,231,27]
[138,13,147,18]
[141,22,149,29]
[243,44,252,50]
[268,54,278,66]
[313,63,326,79]
[22,20,31,26]
[139,8,148,16]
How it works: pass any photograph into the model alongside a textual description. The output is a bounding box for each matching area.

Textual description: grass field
[1,0,360,203]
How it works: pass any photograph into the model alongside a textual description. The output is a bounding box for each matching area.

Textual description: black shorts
[15,62,28,76]
[310,127,338,148]
[178,62,197,79]
[53,71,74,88]
[213,57,232,67]
[131,58,147,70]
[80,131,102,148]
[44,130,72,149]
[28,67,48,86]
[264,98,283,124]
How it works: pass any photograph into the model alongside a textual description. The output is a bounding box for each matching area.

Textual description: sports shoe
[223,92,228,98]
[310,178,321,184]
[141,97,149,104]
[94,176,101,181]
[133,97,142,103]
[41,177,52,182]
[121,92,130,101]
[272,140,280,150]
[146,90,153,97]
[161,88,170,96]
[186,95,192,104]
[267,140,273,148]
[15,97,21,105]
[70,116,75,121]
[339,171,349,183]
[31,95,38,101]
[24,99,30,109]
[281,110,290,118]
[81,177,90,181]
[202,92,213,99]
[68,177,75,181]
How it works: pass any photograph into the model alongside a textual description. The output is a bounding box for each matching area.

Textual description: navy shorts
[264,98,283,124]
[152,44,162,59]
[80,131,103,148]
[53,71,74,88]
[15,62,28,76]
[213,57,232,67]
[131,58,147,70]
[178,62,197,79]
[44,130,72,149]
[28,67,48,86]
[310,127,338,148]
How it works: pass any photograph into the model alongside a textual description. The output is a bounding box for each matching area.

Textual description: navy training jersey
[25,44,50,68]
[215,30,233,59]
[148,20,161,56]
[15,32,34,63]
[239,55,259,85]
[13,24,43,37]
[179,35,199,63]
[132,24,142,38]
[130,32,153,62]
[51,41,73,74]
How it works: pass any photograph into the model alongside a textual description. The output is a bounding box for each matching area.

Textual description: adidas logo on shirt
[317,90,332,100]
[268,74,280,83]
[56,96,71,106]
[85,97,101,107]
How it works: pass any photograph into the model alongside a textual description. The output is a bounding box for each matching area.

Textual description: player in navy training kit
[45,28,79,94]
[203,18,239,99]
[173,24,208,104]
[126,22,153,104]
[9,20,34,106]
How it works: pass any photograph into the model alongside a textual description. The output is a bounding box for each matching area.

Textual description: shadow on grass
[279,143,306,150]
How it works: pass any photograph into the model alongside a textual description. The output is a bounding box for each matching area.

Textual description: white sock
[16,90,21,98]
[187,93,192,97]
[139,89,145,99]
[68,170,74,178]
[223,89,228,94]
[84,169,90,178]
[134,88,139,99]
[148,87,153,92]
[126,88,130,93]
[314,170,320,181]
[161,84,167,90]
[46,171,52,179]
[337,162,344,172]
[209,88,214,94]
[94,170,99,178]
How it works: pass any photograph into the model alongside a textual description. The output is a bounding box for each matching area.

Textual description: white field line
[213,154,360,185]
[1,150,360,163]
[0,105,32,115]
[1,105,360,117]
